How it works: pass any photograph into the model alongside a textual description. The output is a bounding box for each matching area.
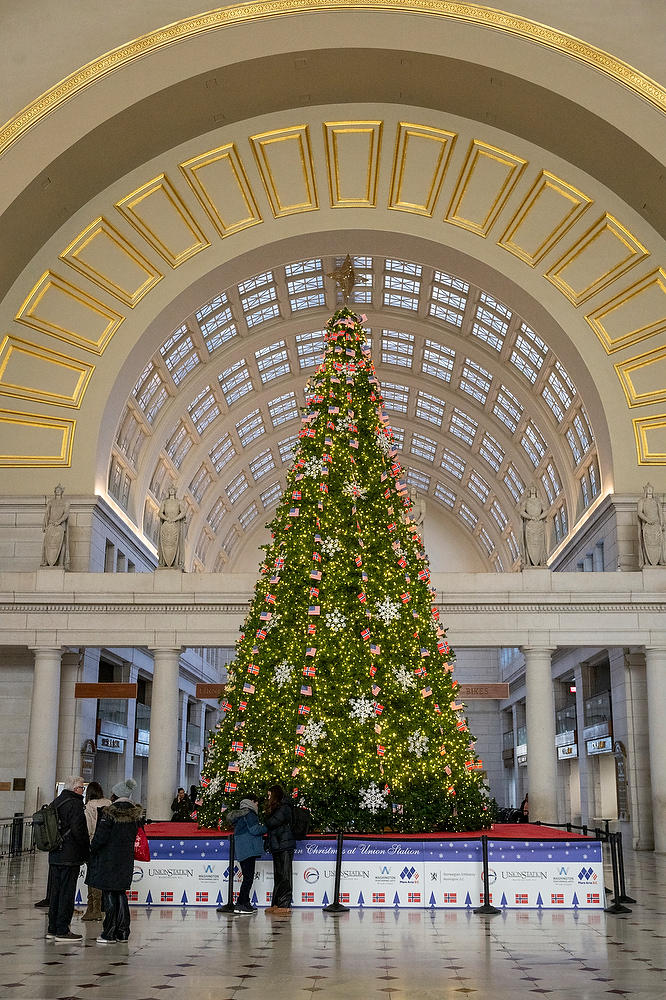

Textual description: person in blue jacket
[226,794,267,914]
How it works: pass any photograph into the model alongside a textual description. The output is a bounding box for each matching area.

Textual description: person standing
[519,793,529,823]
[87,777,143,943]
[46,776,90,942]
[264,785,295,915]
[170,787,193,821]
[227,794,266,914]
[81,782,111,921]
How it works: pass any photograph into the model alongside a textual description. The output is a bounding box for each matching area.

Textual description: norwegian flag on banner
[407,893,421,903]
[587,893,600,904]
[480,892,493,904]
[372,893,385,903]
[340,892,350,904]
[551,894,564,904]
[302,891,315,903]
[161,891,174,902]
[196,891,208,902]
[442,892,457,903]
[515,893,529,904]
[126,890,139,901]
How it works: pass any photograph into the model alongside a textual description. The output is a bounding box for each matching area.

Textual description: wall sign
[557,744,578,760]
[586,736,613,755]
[97,734,125,753]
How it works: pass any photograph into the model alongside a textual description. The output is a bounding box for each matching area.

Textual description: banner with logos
[75,836,603,910]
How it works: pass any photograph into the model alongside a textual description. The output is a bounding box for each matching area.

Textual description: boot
[82,887,103,920]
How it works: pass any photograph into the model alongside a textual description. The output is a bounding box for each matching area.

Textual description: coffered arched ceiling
[0,2,664,571]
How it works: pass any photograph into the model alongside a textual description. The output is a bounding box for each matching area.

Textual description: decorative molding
[1,2,664,160]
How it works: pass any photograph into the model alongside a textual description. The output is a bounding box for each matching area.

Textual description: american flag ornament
[370,643,380,655]
[296,724,305,735]
[371,684,381,695]
[243,682,255,694]
[308,605,321,615]
[306,647,317,657]
[227,763,240,773]
[421,686,432,698]
[300,685,312,696]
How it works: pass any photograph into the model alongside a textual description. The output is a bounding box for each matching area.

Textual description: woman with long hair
[264,785,295,914]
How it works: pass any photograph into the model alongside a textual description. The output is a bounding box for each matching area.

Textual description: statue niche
[157,487,187,569]
[41,484,70,568]
[519,485,548,568]
[637,483,665,567]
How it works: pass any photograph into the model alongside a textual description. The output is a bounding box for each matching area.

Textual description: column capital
[521,645,556,654]
[148,645,183,654]
[29,645,63,653]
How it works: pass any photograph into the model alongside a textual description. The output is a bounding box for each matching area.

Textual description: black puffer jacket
[48,789,90,867]
[265,800,295,854]
[86,800,144,891]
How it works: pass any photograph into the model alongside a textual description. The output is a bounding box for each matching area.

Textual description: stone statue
[41,484,70,568]
[157,487,187,569]
[519,485,548,567]
[637,482,665,567]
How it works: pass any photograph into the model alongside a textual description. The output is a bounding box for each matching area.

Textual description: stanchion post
[604,833,631,914]
[473,836,501,915]
[217,834,237,913]
[615,831,636,904]
[323,831,349,913]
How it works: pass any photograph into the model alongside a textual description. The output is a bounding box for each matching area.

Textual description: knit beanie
[112,777,137,799]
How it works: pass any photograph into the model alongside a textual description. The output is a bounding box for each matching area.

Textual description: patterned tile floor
[0,848,664,999]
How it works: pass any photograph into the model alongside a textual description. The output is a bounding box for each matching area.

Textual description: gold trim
[0,408,75,467]
[323,121,383,208]
[545,213,649,307]
[445,139,527,237]
[15,271,123,355]
[115,174,210,268]
[250,125,318,217]
[585,268,666,354]
[1,2,663,159]
[59,216,162,307]
[388,122,456,217]
[0,334,94,408]
[498,170,593,266]
[614,345,666,408]
[179,143,263,237]
[633,414,666,465]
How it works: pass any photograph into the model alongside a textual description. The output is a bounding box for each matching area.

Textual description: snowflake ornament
[325,609,347,632]
[342,479,368,500]
[349,696,376,722]
[335,414,355,433]
[321,536,342,558]
[359,781,390,814]
[376,433,393,456]
[407,730,430,758]
[303,456,326,478]
[266,612,282,632]
[236,745,261,772]
[375,597,401,625]
[274,660,295,687]
[393,664,416,691]
[302,719,327,747]
[204,775,223,796]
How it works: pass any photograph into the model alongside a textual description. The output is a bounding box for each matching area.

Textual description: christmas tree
[198,303,491,833]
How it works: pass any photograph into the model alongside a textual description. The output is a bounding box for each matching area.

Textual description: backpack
[291,804,312,840]
[32,801,64,852]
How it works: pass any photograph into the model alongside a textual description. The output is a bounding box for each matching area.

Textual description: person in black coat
[264,785,295,914]
[47,776,90,942]
[170,787,193,821]
[86,777,144,943]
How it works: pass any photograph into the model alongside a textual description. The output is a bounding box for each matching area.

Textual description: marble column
[147,648,181,821]
[25,647,62,814]
[645,647,666,853]
[179,692,188,788]
[574,663,590,828]
[524,646,558,824]
[55,651,80,781]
